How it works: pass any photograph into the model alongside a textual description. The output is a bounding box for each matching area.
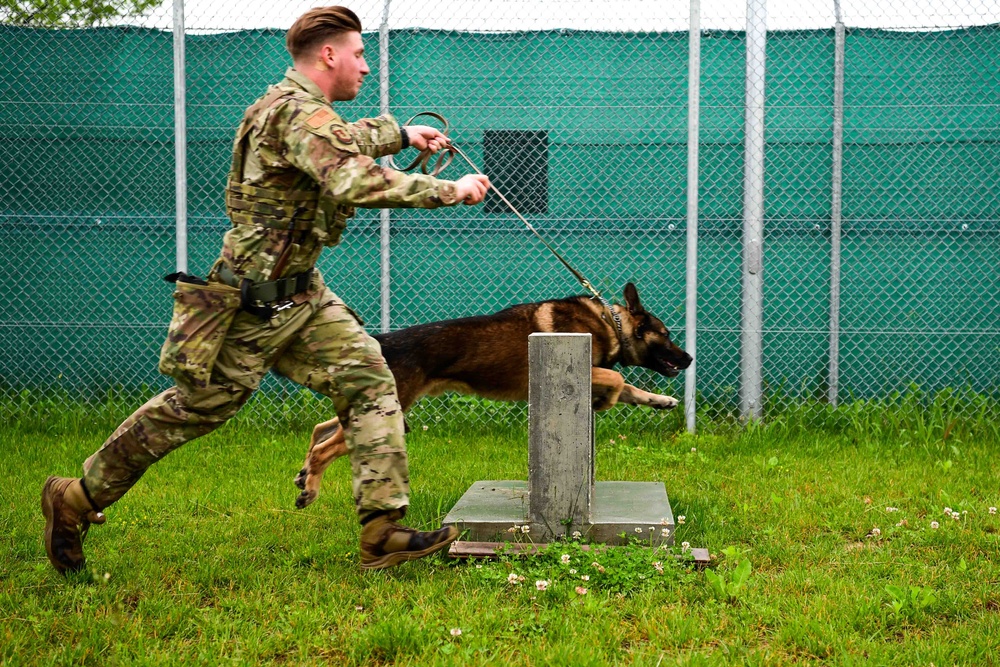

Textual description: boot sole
[361,526,459,571]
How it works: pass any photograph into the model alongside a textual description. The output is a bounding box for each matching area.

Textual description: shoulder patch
[305,108,335,128]
[331,127,355,145]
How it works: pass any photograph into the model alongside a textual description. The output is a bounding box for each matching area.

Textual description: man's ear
[623,282,644,314]
[314,43,337,71]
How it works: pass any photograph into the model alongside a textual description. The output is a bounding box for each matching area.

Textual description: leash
[390,112,624,338]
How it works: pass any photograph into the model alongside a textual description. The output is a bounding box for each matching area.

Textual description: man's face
[327,31,369,101]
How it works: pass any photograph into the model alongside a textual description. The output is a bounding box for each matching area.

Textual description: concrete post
[443,334,673,546]
[527,333,594,539]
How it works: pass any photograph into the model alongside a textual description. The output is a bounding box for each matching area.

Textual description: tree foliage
[1,0,165,28]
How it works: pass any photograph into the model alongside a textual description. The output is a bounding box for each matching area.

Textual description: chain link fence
[2,0,998,431]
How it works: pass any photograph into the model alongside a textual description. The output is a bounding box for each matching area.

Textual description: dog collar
[596,295,625,343]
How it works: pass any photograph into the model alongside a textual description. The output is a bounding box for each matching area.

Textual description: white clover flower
[661,528,671,538]
[896,519,908,527]
[571,530,582,540]
[681,541,691,552]
[355,605,364,612]
[569,568,577,574]
[507,525,519,533]
[507,573,522,585]
[450,628,462,637]
[944,507,954,516]
[475,563,483,569]
[653,561,664,574]
[535,580,549,591]
[931,521,940,529]
[634,527,643,534]
[575,586,588,595]
[521,524,531,534]
[952,512,961,521]
[871,527,881,537]
[678,515,686,524]
[660,517,669,526]
[421,425,429,431]
[691,447,697,453]
[581,575,590,581]
[103,572,111,581]
[990,507,997,515]
[561,554,571,564]
[886,507,898,513]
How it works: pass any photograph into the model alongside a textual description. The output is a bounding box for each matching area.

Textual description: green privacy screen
[2,25,998,417]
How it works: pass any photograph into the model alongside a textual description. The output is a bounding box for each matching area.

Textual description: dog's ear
[623,282,644,314]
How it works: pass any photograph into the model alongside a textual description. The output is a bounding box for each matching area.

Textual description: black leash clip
[163,271,208,286]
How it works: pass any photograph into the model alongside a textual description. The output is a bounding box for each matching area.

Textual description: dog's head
[617,283,692,378]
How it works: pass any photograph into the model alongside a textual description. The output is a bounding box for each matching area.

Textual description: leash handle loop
[387,112,456,176]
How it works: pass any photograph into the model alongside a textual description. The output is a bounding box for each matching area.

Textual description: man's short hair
[286,6,363,61]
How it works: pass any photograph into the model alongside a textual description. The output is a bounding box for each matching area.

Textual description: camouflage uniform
[82,68,459,519]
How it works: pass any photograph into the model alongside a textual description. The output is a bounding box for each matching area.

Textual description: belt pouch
[158,278,242,388]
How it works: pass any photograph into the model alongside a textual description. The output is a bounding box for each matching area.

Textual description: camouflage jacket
[213,68,459,285]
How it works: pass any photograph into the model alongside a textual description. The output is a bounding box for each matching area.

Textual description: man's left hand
[405,125,450,152]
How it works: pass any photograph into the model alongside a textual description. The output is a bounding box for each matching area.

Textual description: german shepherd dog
[292,283,692,509]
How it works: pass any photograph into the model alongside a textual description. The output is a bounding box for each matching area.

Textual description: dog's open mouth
[660,361,682,378]
[657,357,692,378]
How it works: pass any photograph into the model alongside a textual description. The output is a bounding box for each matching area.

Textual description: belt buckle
[272,300,295,316]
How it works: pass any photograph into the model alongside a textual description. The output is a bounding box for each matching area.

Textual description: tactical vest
[225,86,354,257]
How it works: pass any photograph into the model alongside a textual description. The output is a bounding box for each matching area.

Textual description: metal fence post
[828,0,845,406]
[685,0,701,434]
[740,0,767,421]
[379,0,393,334]
[173,0,187,273]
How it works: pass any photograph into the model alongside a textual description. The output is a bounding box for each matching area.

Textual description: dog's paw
[294,468,308,490]
[295,489,317,509]
[651,395,679,410]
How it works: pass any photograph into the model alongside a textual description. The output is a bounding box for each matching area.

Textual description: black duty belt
[217,264,314,320]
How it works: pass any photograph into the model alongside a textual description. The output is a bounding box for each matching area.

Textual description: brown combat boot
[359,509,459,570]
[41,477,106,574]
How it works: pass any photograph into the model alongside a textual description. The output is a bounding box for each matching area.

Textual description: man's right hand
[453,174,491,205]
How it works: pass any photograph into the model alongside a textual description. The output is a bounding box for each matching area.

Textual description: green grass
[3,401,1000,666]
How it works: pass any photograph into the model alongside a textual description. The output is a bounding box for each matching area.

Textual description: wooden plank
[447,541,712,568]
[689,548,712,569]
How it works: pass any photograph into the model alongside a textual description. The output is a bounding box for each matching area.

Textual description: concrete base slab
[446,541,710,568]
[443,480,674,546]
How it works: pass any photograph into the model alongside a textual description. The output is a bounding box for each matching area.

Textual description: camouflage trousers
[82,286,409,520]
